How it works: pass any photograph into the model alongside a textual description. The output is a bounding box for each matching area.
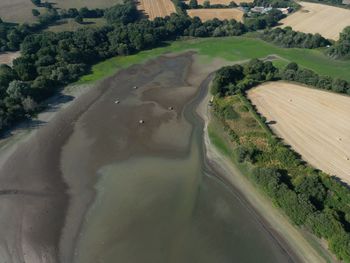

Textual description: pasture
[0,0,43,23]
[248,82,350,184]
[187,8,244,21]
[53,0,123,9]
[279,2,350,40]
[137,0,176,19]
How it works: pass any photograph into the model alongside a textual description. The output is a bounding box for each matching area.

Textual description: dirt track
[280,2,350,40]
[137,0,176,19]
[187,8,244,21]
[248,82,350,184]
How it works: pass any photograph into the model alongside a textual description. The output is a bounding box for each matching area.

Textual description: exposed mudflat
[0,53,302,263]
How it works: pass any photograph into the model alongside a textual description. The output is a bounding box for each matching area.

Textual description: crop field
[137,0,176,19]
[279,2,350,40]
[186,0,253,5]
[0,52,20,66]
[0,0,44,23]
[187,8,244,21]
[53,0,123,9]
[248,82,350,184]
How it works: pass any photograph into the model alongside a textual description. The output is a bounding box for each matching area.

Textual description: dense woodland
[212,59,350,262]
[260,27,331,48]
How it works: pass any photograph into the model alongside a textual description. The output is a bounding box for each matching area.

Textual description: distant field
[137,0,176,19]
[47,18,106,32]
[187,8,244,21]
[53,0,123,9]
[280,2,350,40]
[248,82,350,184]
[0,52,20,66]
[185,0,253,4]
[0,0,43,23]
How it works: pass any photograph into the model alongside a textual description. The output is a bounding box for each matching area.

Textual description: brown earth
[137,0,177,19]
[248,81,350,185]
[187,8,244,21]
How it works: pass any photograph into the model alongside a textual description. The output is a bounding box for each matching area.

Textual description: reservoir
[0,52,298,263]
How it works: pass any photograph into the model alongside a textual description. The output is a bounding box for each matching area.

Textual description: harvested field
[0,0,43,23]
[0,52,20,66]
[186,0,253,5]
[53,0,123,9]
[248,82,350,184]
[187,8,244,21]
[279,2,350,40]
[137,0,176,19]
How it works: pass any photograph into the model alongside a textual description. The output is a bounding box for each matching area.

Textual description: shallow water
[73,55,295,263]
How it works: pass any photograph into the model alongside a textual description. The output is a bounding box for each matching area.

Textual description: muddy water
[72,54,296,263]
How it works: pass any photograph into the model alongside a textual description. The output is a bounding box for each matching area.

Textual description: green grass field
[79,37,350,83]
[53,0,123,9]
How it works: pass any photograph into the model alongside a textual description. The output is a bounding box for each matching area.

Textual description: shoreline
[196,82,330,263]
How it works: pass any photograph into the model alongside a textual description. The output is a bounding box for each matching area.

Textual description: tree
[31,0,41,6]
[104,2,139,24]
[32,9,40,17]
[189,0,199,8]
[203,0,211,8]
[75,15,83,24]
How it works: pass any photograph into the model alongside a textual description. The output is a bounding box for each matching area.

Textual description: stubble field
[248,82,350,184]
[0,0,43,23]
[279,1,350,40]
[137,0,176,19]
[187,8,244,21]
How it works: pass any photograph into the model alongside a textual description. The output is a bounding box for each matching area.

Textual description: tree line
[212,59,350,96]
[212,59,350,262]
[186,0,238,9]
[260,27,331,49]
[328,26,350,59]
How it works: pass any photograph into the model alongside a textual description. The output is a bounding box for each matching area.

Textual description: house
[250,6,273,14]
[277,7,291,15]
